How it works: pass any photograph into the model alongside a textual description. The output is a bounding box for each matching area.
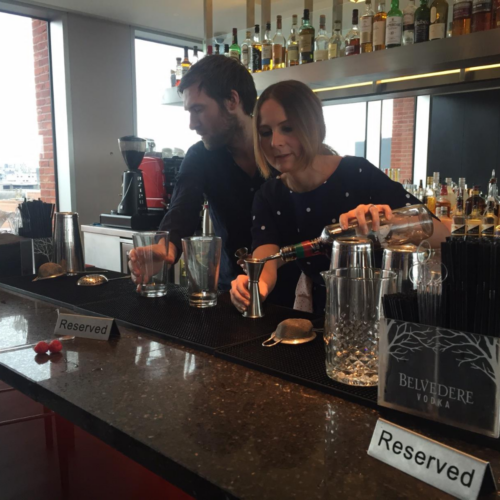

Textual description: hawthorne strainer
[262,318,316,347]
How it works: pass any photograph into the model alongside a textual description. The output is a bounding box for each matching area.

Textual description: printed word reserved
[59,319,109,335]
[368,419,493,500]
[54,313,115,341]
[378,429,475,487]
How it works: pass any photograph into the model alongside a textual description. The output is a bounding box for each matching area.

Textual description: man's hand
[230,275,269,313]
[128,241,177,286]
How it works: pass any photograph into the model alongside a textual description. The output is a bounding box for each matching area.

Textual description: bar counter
[1,287,500,499]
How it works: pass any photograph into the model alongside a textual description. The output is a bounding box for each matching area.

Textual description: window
[322,96,417,182]
[0,12,55,228]
[135,39,200,155]
[323,101,367,157]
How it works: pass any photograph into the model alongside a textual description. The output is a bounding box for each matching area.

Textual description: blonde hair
[253,80,332,179]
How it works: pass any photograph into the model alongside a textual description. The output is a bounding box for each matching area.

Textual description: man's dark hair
[178,55,257,116]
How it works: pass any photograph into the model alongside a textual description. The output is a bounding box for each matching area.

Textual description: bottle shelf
[162,29,500,106]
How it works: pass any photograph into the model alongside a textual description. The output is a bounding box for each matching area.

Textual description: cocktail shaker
[53,212,85,275]
[382,244,424,293]
[330,237,374,270]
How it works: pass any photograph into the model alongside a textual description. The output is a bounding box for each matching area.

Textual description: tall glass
[181,236,221,308]
[132,231,169,298]
[321,268,397,387]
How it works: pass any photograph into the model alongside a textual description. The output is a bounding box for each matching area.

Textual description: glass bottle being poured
[263,204,434,263]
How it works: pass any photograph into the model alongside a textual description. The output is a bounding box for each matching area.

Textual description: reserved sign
[368,419,496,500]
[54,313,118,341]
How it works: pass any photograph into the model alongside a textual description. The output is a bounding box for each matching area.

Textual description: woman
[230,80,448,315]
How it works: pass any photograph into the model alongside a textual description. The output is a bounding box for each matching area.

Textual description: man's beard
[202,111,241,151]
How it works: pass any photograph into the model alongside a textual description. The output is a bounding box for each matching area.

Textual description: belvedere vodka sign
[379,319,500,437]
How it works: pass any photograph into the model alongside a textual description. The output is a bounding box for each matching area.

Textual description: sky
[0,12,41,168]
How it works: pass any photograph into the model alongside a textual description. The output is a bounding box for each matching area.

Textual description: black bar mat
[0,272,133,308]
[215,334,378,406]
[0,276,312,353]
[75,289,311,352]
[0,275,375,405]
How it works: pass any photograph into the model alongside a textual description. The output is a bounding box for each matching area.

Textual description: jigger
[243,258,265,318]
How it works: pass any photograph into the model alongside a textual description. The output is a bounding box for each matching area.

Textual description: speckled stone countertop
[1,288,499,500]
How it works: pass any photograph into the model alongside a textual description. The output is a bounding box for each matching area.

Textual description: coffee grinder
[100,136,165,230]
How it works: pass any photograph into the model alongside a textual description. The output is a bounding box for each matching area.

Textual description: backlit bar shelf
[162,29,500,106]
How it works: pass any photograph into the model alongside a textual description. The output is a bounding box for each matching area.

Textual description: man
[130,55,300,303]
[129,55,264,290]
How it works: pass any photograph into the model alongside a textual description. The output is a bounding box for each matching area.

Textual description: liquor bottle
[374,1,388,50]
[345,9,361,55]
[229,28,241,61]
[181,47,191,77]
[481,200,498,236]
[466,204,482,236]
[193,46,199,64]
[224,44,230,57]
[437,206,453,231]
[328,20,344,59]
[215,44,220,55]
[415,0,431,41]
[436,184,452,217]
[175,57,182,87]
[265,204,432,262]
[458,177,469,208]
[403,0,417,44]
[416,179,425,201]
[241,31,253,70]
[262,23,273,71]
[445,177,458,193]
[451,192,466,236]
[251,25,262,73]
[465,185,486,215]
[361,0,375,52]
[471,0,493,31]
[272,15,287,69]
[386,0,404,47]
[425,176,436,214]
[444,177,457,210]
[429,0,449,39]
[299,9,315,64]
[314,15,329,61]
[433,171,440,192]
[487,169,500,216]
[287,15,299,66]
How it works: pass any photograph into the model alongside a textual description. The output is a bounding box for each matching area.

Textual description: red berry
[48,340,63,353]
[34,341,49,354]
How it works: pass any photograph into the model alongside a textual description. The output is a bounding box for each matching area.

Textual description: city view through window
[0,12,54,228]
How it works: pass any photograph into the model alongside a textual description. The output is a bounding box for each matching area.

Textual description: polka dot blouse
[251,156,422,312]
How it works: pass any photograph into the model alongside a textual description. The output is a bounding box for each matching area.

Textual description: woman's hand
[339,204,392,234]
[230,275,270,313]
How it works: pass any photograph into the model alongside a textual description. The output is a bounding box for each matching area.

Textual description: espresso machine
[100,136,165,230]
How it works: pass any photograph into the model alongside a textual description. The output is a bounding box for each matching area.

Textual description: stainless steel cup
[330,237,374,270]
[53,212,84,275]
[381,244,424,293]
